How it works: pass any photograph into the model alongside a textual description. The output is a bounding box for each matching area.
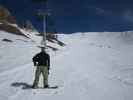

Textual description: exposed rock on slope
[0,5,16,24]
[0,5,28,38]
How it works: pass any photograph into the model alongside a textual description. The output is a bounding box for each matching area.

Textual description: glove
[48,67,50,70]
[33,62,37,66]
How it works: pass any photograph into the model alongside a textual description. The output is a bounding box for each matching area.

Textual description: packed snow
[0,31,133,100]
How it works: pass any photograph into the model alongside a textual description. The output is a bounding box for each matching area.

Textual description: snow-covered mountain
[0,30,133,100]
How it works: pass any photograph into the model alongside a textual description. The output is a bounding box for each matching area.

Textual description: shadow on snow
[11,82,33,89]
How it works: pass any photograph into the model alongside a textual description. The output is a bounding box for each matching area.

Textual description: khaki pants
[33,66,49,87]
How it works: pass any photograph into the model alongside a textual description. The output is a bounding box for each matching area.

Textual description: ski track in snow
[1,32,133,100]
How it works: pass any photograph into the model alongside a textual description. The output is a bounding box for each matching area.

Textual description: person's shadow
[11,82,33,89]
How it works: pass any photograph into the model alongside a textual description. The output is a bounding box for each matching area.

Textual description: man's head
[41,47,45,52]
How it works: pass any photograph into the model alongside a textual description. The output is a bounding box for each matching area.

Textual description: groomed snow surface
[0,31,133,100]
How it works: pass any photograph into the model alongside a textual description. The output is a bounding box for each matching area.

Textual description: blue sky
[0,0,133,33]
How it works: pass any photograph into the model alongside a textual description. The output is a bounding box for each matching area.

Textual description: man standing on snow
[32,48,50,88]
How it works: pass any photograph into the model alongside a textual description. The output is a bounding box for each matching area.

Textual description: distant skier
[32,48,50,88]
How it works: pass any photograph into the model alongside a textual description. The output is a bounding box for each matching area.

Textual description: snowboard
[22,85,58,90]
[45,86,58,89]
[32,86,59,95]
[31,86,58,89]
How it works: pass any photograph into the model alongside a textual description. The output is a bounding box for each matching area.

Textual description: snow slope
[0,31,133,100]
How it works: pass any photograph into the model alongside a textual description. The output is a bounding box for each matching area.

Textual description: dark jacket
[32,51,50,69]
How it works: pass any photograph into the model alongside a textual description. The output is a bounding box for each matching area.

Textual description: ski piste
[1,31,133,100]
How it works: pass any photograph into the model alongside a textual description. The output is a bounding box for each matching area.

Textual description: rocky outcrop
[0,6,10,20]
[0,5,28,38]
[0,5,16,24]
[0,23,27,36]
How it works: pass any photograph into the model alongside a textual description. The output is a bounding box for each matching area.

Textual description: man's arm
[47,54,50,70]
[32,54,39,66]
